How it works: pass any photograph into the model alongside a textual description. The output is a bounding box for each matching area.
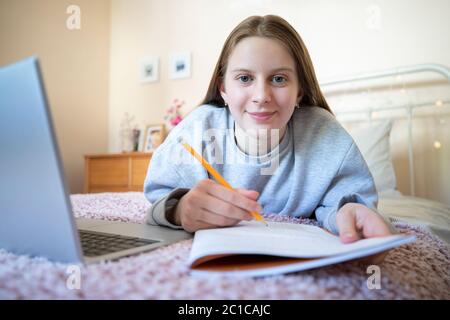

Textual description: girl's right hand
[173,179,262,233]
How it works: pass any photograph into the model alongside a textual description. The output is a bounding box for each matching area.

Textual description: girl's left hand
[336,202,393,265]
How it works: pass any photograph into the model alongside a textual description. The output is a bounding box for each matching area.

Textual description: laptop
[0,57,192,264]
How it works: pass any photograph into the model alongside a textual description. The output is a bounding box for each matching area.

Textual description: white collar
[234,122,287,156]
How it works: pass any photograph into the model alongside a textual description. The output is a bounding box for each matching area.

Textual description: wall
[0,0,110,193]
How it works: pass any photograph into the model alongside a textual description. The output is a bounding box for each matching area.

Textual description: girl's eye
[272,76,287,84]
[238,75,252,83]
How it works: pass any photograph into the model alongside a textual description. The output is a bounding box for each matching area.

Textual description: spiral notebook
[188,221,415,277]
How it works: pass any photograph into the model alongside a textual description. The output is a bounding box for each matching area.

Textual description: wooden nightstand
[84,152,152,193]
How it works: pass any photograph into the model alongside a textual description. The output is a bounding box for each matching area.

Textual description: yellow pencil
[179,138,267,226]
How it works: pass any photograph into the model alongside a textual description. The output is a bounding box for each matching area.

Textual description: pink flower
[170,115,182,126]
[165,99,185,128]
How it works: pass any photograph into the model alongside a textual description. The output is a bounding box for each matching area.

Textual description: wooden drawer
[131,157,151,189]
[84,152,152,193]
[89,158,129,187]
[88,186,131,193]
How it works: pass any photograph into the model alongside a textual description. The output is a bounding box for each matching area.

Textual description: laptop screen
[0,57,83,263]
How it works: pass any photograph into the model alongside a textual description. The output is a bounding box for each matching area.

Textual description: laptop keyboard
[78,230,159,257]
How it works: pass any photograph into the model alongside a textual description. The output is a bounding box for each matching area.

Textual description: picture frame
[169,52,191,80]
[139,57,159,83]
[142,124,166,152]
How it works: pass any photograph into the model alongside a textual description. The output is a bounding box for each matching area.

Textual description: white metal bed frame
[320,63,450,196]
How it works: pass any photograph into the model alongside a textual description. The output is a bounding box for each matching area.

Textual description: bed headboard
[320,64,450,203]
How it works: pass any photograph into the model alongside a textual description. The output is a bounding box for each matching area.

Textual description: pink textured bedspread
[1,192,449,299]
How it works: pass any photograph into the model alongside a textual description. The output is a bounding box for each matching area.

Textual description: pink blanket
[1,192,449,299]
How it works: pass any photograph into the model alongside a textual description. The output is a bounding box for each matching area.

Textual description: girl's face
[220,36,302,138]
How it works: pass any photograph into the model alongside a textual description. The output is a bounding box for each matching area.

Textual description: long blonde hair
[200,15,332,114]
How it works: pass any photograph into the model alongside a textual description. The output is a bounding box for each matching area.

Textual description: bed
[1,64,449,299]
[0,191,448,299]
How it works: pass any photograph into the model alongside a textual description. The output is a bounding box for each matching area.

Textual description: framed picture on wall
[142,124,166,152]
[139,57,159,83]
[169,52,191,79]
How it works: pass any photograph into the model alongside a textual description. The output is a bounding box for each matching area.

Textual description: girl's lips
[247,111,276,121]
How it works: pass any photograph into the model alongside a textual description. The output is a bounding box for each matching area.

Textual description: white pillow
[347,120,399,196]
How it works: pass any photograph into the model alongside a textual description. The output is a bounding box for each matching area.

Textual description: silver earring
[224,102,228,107]
[295,104,300,109]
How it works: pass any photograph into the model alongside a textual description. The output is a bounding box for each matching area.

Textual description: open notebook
[188,221,416,277]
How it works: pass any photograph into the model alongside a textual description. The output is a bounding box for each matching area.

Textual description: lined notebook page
[188,221,408,264]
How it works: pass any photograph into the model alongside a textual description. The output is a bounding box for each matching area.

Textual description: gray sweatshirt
[144,104,379,234]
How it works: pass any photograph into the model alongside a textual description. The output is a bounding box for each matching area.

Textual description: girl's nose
[252,81,271,105]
